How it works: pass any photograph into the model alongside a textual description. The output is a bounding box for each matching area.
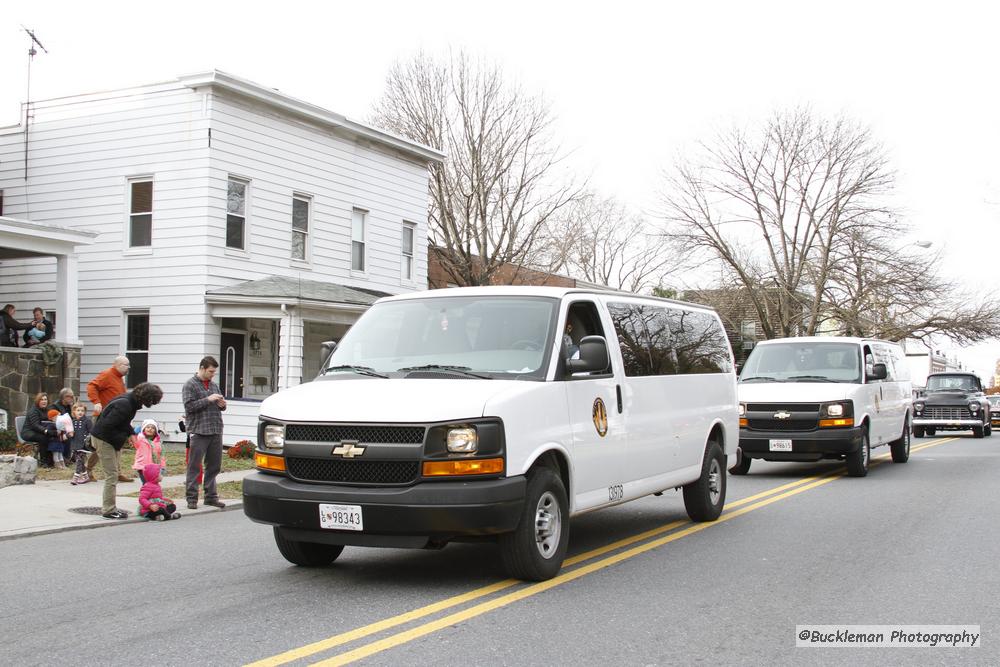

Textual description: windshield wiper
[320,365,387,378]
[740,375,777,382]
[787,375,835,382]
[397,364,492,379]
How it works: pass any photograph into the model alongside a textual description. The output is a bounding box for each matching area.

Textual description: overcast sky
[2,0,998,378]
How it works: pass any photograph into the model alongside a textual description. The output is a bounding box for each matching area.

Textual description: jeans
[186,433,222,504]
[92,436,122,514]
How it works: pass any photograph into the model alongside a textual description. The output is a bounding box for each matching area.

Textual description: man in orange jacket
[85,355,131,482]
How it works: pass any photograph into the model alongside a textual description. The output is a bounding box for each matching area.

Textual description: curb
[0,500,244,542]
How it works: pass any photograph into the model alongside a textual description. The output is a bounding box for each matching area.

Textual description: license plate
[319,504,363,531]
[769,439,793,452]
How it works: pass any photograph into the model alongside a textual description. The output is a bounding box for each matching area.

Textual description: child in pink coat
[138,464,181,521]
[132,418,166,483]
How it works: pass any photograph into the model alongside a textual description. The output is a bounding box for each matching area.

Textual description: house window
[741,320,757,338]
[292,195,310,261]
[401,222,415,281]
[129,179,153,247]
[125,311,149,388]
[227,178,248,250]
[0,190,4,216]
[352,208,366,271]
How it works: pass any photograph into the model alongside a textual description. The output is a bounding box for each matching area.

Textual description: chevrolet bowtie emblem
[774,411,792,420]
[332,441,366,458]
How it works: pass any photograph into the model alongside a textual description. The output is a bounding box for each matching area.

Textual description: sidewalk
[0,469,253,540]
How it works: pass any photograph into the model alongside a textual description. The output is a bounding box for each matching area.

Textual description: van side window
[872,344,895,381]
[608,302,673,376]
[889,345,910,382]
[863,347,876,379]
[564,300,610,375]
[668,309,733,374]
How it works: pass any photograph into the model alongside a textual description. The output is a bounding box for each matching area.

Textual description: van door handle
[616,385,623,414]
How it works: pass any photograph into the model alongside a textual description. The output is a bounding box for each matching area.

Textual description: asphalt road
[1,434,996,666]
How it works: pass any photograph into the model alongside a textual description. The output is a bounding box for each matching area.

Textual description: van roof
[754,336,900,346]
[377,285,715,311]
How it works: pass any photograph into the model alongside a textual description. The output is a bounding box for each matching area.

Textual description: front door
[220,332,246,399]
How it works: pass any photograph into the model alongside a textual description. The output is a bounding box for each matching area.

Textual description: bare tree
[661,108,1000,344]
[370,51,581,286]
[546,192,676,292]
[661,108,893,338]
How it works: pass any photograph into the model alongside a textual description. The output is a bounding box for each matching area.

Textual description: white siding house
[0,71,443,443]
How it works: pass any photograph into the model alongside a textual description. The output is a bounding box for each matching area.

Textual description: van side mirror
[566,335,610,374]
[867,363,887,381]
[320,340,338,368]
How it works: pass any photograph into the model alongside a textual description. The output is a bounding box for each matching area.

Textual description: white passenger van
[244,287,738,581]
[735,337,912,477]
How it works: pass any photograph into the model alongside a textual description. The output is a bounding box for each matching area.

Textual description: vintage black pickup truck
[912,371,992,438]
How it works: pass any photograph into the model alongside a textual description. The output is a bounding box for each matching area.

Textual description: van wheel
[890,420,911,463]
[729,448,751,475]
[499,467,569,581]
[846,430,870,477]
[912,426,924,439]
[973,424,984,438]
[683,441,726,521]
[273,528,344,566]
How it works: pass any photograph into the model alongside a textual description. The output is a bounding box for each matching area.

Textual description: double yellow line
[249,437,956,667]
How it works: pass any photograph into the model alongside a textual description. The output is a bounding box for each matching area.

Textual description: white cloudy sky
[2,0,998,378]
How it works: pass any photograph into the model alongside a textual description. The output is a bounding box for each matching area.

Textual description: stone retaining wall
[0,454,37,487]
[0,343,81,418]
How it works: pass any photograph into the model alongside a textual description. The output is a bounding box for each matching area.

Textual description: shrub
[228,439,256,459]
[0,429,18,453]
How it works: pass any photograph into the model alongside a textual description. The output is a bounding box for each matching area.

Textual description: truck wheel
[273,528,344,567]
[926,427,936,436]
[683,440,726,521]
[499,467,569,581]
[985,422,992,437]
[890,420,911,463]
[912,426,924,439]
[973,424,984,438]
[729,447,751,475]
[846,430,870,477]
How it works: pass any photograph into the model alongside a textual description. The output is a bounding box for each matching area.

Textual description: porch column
[277,307,304,389]
[55,253,81,344]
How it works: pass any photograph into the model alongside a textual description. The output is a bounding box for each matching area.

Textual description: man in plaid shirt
[182,356,228,509]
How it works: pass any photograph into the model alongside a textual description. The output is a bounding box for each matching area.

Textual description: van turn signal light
[255,452,286,471]
[422,458,504,476]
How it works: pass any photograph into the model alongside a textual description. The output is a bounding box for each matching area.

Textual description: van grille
[286,457,420,485]
[746,419,817,432]
[285,424,425,444]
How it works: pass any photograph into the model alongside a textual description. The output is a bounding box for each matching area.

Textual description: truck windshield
[323,296,558,380]
[739,342,861,383]
[926,375,978,392]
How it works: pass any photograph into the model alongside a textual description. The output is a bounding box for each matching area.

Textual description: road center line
[249,437,956,667]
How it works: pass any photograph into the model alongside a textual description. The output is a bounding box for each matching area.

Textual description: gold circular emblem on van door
[593,397,608,437]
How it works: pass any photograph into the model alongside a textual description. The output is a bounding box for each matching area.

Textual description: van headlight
[820,401,851,418]
[738,403,746,417]
[263,424,286,450]
[447,427,478,453]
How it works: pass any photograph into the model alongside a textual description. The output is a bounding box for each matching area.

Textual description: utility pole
[22,26,48,199]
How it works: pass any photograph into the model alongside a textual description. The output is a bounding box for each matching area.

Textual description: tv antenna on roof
[22,26,48,184]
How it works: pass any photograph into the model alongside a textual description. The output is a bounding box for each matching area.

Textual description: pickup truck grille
[923,406,972,420]
[286,457,420,485]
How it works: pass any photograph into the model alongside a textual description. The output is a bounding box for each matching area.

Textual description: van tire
[499,467,569,581]
[890,420,911,463]
[273,528,344,567]
[846,430,870,477]
[683,441,726,521]
[729,448,751,475]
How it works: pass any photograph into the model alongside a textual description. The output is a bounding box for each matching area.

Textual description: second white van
[734,337,912,477]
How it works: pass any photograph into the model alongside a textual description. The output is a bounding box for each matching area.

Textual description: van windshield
[323,296,558,380]
[739,342,861,383]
